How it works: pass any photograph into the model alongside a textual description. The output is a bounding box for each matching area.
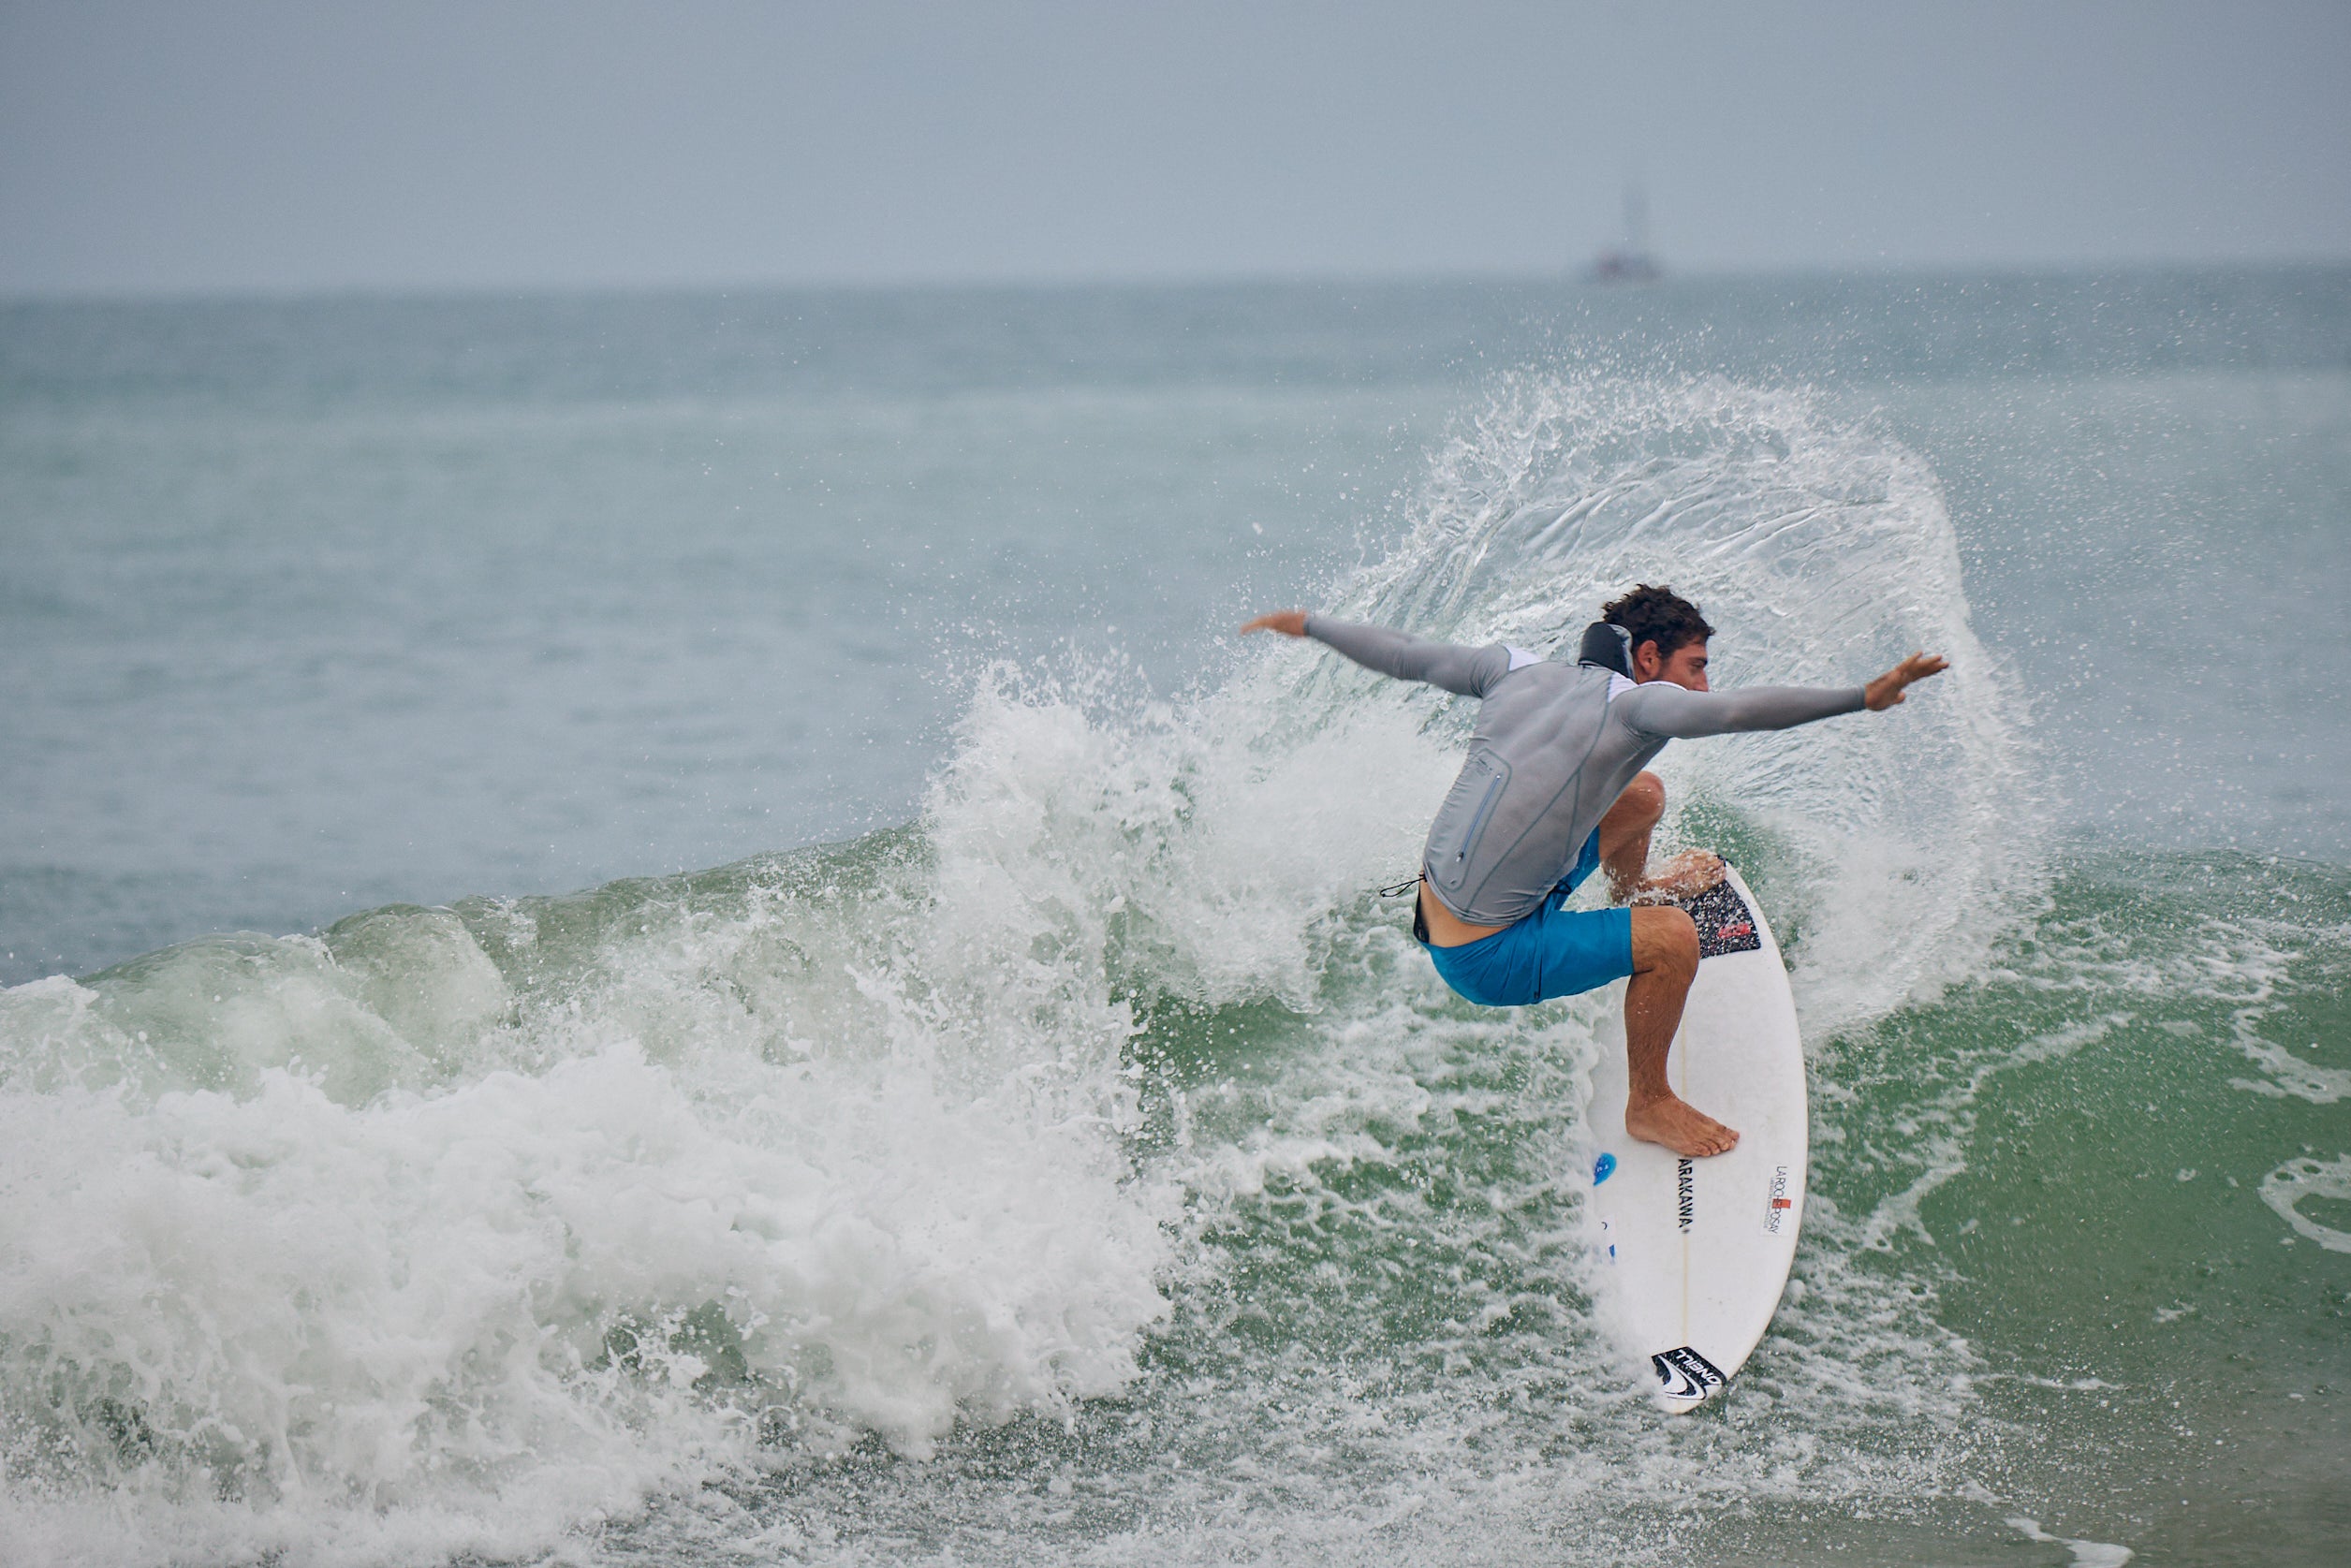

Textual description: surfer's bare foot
[1628,850,1725,905]
[1625,1091,1741,1157]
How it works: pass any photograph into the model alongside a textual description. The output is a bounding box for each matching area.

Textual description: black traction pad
[1678,877,1762,960]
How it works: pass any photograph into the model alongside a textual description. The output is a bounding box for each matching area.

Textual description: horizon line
[6,254,2349,312]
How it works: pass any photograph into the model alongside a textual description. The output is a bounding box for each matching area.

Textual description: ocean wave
[23,373,2330,1565]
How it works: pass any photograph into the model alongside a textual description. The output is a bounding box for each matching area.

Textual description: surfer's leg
[1598,771,1665,901]
[1622,905,1740,1158]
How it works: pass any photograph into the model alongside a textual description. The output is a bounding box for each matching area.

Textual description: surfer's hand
[1240,609,1309,637]
[1865,652,1948,711]
[1629,850,1725,904]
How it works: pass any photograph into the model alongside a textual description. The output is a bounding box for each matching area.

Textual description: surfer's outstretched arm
[1615,651,1947,740]
[1240,610,1507,698]
[1615,681,1865,740]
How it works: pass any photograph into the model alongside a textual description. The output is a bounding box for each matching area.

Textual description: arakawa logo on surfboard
[1676,1157,1695,1233]
[1762,1165,1794,1236]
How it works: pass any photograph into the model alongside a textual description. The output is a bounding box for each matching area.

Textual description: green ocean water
[1,271,2346,1563]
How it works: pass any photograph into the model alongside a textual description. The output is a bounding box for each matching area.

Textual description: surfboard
[1583,864,1807,1411]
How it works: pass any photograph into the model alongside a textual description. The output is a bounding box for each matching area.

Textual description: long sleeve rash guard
[1302,613,1866,926]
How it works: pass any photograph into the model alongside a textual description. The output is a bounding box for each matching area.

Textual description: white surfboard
[1584,864,1807,1411]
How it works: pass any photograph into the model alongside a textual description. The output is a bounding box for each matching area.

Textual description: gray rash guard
[1303,614,1867,926]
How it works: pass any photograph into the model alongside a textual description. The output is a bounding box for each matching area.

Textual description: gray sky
[4,0,2346,297]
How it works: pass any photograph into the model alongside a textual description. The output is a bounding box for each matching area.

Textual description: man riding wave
[1242,584,1946,1159]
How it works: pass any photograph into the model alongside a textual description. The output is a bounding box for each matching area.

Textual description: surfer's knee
[1611,771,1666,829]
[1629,905,1698,977]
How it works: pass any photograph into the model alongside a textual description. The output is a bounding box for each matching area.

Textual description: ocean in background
[2,268,2347,1565]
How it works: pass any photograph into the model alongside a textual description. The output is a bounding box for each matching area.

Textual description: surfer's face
[1635,637,1712,692]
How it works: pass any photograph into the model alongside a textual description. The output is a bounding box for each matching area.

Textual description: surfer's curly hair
[1601,584,1716,660]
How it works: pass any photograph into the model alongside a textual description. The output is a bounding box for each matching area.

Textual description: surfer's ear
[1577,622,1635,678]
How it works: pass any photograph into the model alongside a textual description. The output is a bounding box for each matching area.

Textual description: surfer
[1242,585,1945,1158]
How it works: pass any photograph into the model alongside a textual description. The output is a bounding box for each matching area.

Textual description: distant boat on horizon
[1587,182,1663,284]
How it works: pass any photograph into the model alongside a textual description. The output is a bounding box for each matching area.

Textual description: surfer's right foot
[1625,1092,1741,1157]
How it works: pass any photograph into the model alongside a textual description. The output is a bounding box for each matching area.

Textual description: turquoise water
[2,271,2346,1564]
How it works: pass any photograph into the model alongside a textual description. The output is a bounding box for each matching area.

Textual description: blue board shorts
[1420,828,1636,1007]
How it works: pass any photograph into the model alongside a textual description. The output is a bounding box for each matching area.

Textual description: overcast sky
[3,0,2346,298]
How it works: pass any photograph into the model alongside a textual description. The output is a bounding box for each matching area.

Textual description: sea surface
[2,269,2347,1565]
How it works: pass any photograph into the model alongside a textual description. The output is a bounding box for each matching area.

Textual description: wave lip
[1327,374,2039,1033]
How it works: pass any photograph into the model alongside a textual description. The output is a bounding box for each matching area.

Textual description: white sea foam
[1,838,1181,1562]
[2261,1154,2351,1253]
[2008,1516,2137,1565]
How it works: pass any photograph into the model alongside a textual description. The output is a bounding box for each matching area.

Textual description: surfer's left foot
[1625,1091,1741,1157]
[1626,850,1725,906]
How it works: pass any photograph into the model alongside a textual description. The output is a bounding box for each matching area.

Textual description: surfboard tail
[1650,1345,1727,1410]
